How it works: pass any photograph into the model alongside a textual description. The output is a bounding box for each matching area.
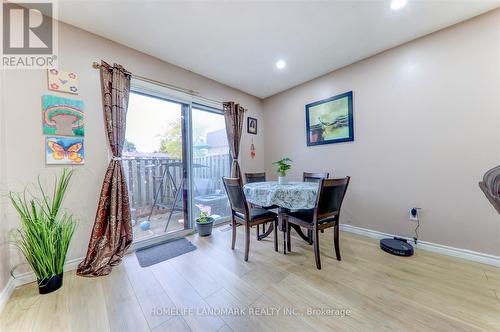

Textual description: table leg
[255,209,312,246]
[278,208,286,255]
[290,224,312,243]
[257,223,274,240]
[274,219,278,252]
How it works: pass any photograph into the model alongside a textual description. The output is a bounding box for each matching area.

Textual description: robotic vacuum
[380,237,414,257]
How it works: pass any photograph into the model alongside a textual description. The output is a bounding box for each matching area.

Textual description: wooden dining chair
[286,177,350,269]
[244,172,267,184]
[303,172,330,182]
[222,177,279,261]
[244,172,277,240]
[301,172,330,239]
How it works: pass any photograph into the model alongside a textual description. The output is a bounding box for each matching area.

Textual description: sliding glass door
[123,89,230,247]
[124,92,189,244]
[191,105,231,225]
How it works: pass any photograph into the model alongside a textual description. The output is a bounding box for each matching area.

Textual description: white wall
[263,10,500,256]
[0,22,265,291]
[0,61,9,292]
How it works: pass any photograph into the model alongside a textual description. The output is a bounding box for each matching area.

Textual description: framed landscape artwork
[305,91,353,146]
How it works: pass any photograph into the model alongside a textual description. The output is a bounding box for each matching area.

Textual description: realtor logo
[2,1,57,68]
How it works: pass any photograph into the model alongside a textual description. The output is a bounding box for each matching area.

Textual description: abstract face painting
[46,136,84,165]
[42,95,84,137]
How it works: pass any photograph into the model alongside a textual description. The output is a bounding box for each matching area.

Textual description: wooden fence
[193,153,232,189]
[123,153,230,215]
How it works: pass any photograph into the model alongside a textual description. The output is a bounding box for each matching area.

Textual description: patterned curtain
[77,61,133,276]
[223,102,246,179]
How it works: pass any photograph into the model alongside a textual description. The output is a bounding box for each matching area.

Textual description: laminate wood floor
[1,225,500,332]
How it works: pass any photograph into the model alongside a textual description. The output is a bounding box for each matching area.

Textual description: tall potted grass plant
[9,169,77,294]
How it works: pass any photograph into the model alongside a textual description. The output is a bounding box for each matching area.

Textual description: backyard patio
[124,154,231,242]
[131,211,185,242]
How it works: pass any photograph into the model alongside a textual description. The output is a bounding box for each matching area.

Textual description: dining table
[243,181,320,253]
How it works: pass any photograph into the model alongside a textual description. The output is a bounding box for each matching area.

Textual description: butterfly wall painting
[47,69,79,95]
[46,136,85,165]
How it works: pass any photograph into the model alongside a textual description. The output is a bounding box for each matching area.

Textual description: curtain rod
[91,61,223,105]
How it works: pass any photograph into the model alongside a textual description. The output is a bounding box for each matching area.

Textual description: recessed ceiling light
[390,0,407,10]
[276,60,286,70]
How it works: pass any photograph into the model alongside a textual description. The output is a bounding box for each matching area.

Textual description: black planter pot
[196,218,214,237]
[38,273,63,294]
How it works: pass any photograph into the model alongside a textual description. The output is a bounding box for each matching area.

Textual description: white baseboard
[12,256,84,286]
[340,224,500,267]
[0,276,16,315]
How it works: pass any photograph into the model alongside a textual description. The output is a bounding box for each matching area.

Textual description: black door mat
[136,238,197,267]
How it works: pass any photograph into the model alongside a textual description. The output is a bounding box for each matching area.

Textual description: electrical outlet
[409,208,419,221]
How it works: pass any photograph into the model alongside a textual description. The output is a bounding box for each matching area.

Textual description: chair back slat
[303,172,330,183]
[222,177,249,215]
[316,177,350,218]
[245,172,266,184]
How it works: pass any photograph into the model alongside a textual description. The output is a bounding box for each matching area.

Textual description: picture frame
[45,136,85,165]
[42,95,85,137]
[47,69,79,95]
[305,91,354,146]
[247,116,258,135]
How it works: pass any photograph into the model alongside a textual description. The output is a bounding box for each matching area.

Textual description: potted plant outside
[9,169,77,294]
[273,157,292,184]
[196,211,214,237]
